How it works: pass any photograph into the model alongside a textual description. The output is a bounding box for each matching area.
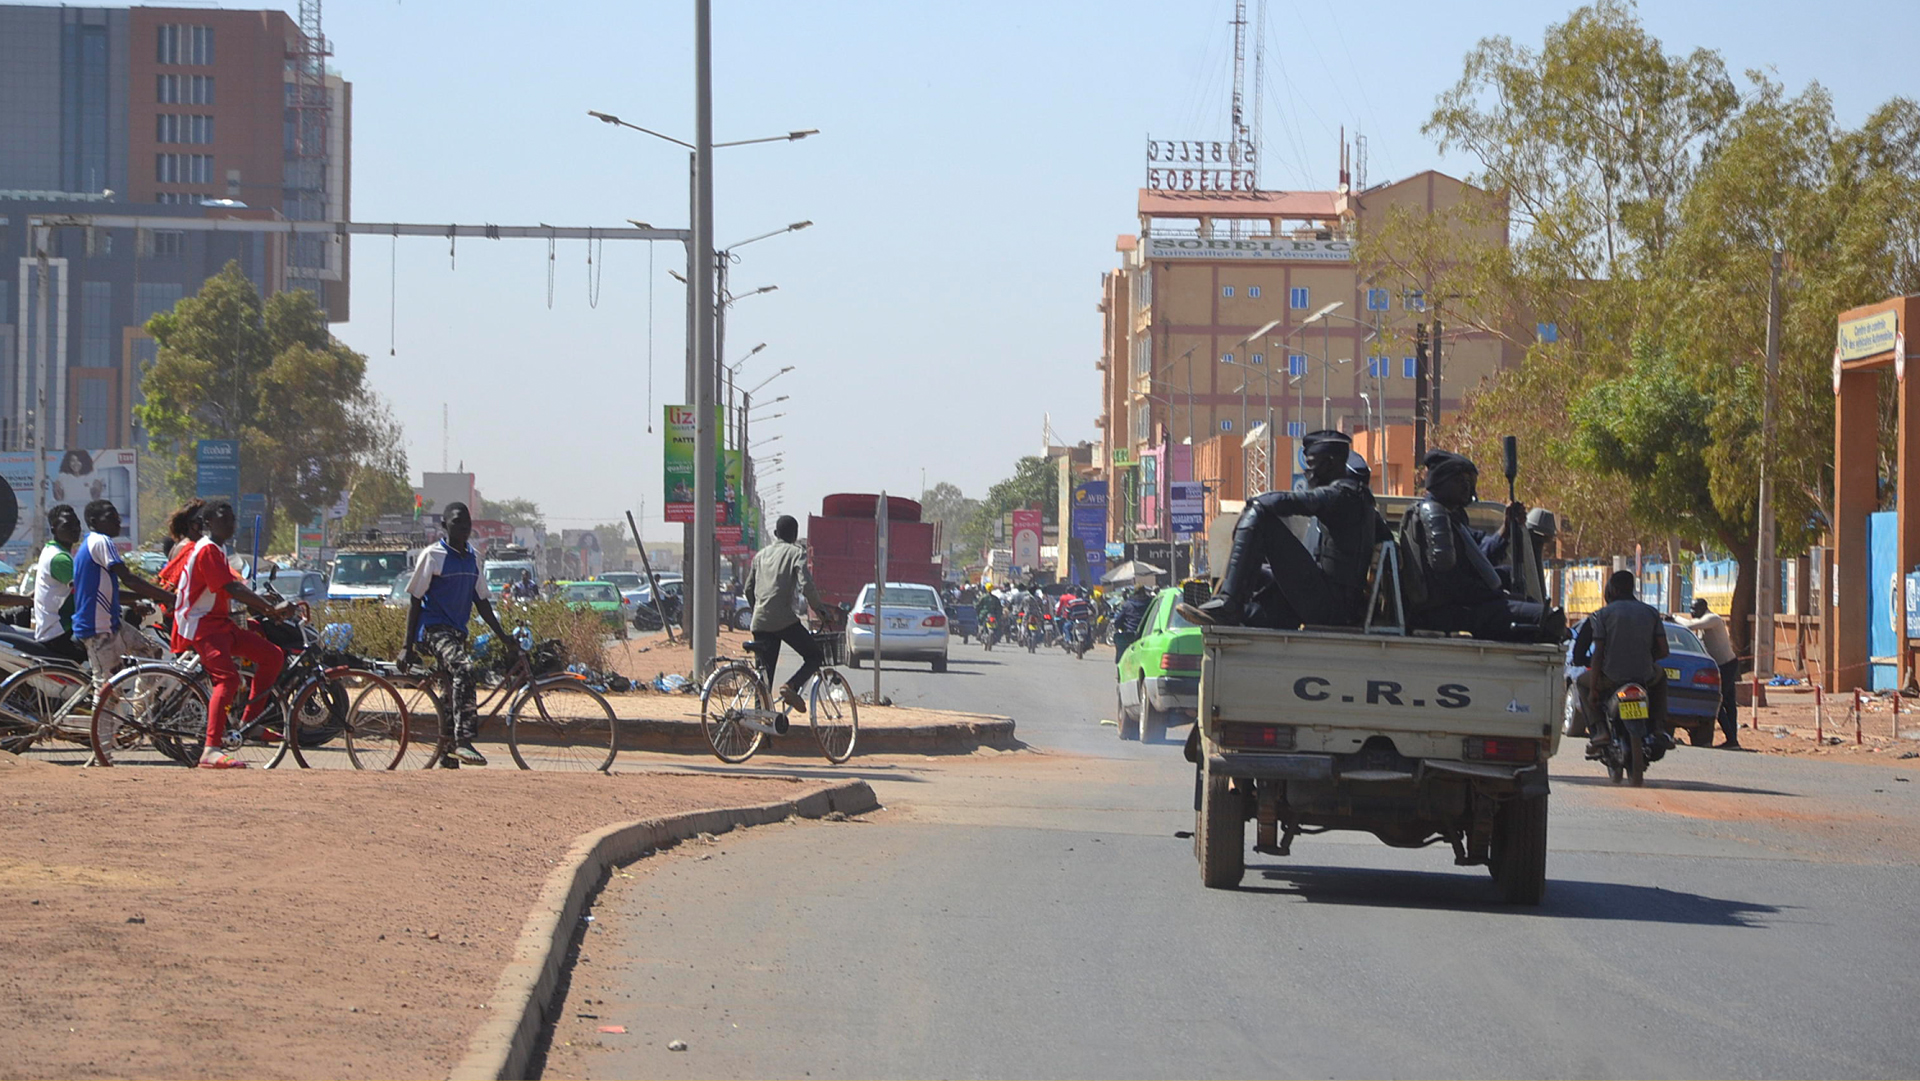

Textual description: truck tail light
[922,615,946,628]
[1693,666,1720,686]
[1217,723,1296,750]
[1462,737,1540,763]
[852,611,873,626]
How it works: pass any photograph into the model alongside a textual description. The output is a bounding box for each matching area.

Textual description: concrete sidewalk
[604,694,1019,755]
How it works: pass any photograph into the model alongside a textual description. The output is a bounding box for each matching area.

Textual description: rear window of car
[1165,601,1196,629]
[1665,623,1706,655]
[563,583,617,603]
[860,586,939,609]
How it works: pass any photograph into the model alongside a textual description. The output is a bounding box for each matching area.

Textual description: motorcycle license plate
[1663,667,1681,680]
[1618,700,1649,720]
[886,617,910,630]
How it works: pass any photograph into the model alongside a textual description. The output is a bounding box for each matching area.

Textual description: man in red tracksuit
[174,501,295,768]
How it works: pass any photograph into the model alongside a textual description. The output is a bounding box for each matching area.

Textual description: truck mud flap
[1208,753,1335,781]
[1183,726,1200,763]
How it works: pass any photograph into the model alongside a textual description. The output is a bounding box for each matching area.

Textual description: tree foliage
[135,262,398,537]
[961,457,1058,555]
[919,481,982,560]
[1365,1,1920,648]
[484,497,546,532]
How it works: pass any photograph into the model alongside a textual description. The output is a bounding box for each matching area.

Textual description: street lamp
[748,365,794,397]
[587,101,818,676]
[751,434,783,450]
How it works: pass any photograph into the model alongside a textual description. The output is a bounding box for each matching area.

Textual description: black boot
[1177,509,1266,627]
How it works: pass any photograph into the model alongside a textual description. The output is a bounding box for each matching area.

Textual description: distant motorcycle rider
[1179,429,1379,629]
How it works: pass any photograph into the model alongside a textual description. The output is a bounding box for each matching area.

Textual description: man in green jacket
[743,515,828,722]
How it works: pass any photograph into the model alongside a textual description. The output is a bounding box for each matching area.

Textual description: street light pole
[690,0,718,675]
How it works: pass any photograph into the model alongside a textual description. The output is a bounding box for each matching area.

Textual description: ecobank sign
[1146,236,1353,263]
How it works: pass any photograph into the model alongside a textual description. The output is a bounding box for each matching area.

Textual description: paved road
[550,640,1920,1080]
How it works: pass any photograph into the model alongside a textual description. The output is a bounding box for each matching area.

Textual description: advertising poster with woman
[0,448,139,566]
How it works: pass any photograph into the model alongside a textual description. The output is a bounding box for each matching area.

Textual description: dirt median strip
[0,760,873,1081]
[450,779,879,1081]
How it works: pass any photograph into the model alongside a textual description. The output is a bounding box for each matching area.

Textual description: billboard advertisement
[195,439,239,504]
[1169,481,1206,537]
[663,405,728,524]
[1011,508,1042,571]
[1071,481,1108,585]
[1,448,139,563]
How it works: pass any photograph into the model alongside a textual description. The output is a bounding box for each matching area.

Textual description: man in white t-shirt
[1674,598,1741,749]
[29,505,87,664]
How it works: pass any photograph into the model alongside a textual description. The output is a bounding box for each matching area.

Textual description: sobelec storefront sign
[1146,236,1353,262]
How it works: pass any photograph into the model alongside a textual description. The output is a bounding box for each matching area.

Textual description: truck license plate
[1663,667,1680,680]
[1618,700,1648,720]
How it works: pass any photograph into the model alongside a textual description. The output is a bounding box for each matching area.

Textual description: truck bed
[1199,625,1566,762]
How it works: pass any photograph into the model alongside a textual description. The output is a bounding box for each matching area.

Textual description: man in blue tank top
[401,503,517,768]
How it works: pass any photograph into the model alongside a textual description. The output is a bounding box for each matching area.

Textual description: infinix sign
[1146,236,1352,262]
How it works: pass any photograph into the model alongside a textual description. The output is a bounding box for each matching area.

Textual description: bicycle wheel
[90,664,209,767]
[0,664,88,756]
[507,676,617,771]
[290,671,411,770]
[810,667,859,763]
[700,661,768,764]
[231,684,298,769]
[389,679,445,770]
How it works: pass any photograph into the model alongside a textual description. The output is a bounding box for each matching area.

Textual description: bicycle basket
[528,638,568,677]
[812,629,846,668]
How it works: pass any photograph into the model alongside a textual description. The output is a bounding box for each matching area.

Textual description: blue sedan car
[1564,619,1723,746]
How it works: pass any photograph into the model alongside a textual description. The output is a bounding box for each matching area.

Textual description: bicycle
[387,634,619,772]
[698,615,858,764]
[88,611,415,770]
[0,614,180,762]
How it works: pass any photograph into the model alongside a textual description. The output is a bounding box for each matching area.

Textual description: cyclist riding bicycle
[742,514,832,728]
[173,500,297,769]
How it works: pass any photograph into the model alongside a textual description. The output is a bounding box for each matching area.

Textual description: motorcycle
[1594,681,1670,787]
[1063,616,1093,659]
[979,612,998,651]
[1023,612,1043,654]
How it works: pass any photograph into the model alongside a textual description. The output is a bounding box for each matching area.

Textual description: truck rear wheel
[1490,792,1548,905]
[1198,763,1245,889]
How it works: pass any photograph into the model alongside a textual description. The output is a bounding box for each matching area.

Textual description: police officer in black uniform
[1178,429,1380,629]
[1399,448,1556,641]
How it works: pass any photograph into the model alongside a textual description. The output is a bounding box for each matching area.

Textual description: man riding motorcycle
[1572,569,1670,758]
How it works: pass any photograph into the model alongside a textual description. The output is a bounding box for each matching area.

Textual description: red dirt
[0,762,822,1081]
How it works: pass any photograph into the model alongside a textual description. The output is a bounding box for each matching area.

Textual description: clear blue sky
[307,0,1919,536]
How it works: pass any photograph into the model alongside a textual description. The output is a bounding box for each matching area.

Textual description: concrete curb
[449,778,882,1081]
[609,714,1019,755]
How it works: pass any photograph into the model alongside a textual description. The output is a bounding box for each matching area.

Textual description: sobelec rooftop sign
[1146,235,1353,262]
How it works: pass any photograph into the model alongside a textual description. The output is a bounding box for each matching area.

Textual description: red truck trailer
[807,493,942,606]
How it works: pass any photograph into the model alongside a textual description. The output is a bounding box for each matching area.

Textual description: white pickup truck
[1189,471,1566,904]
[1192,626,1564,902]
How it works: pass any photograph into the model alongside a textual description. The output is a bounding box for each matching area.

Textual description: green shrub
[316,596,610,671]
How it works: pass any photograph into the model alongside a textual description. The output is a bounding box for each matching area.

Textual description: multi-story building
[0,3,350,456]
[1096,169,1516,543]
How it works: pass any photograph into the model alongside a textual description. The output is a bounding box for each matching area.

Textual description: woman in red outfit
[172,501,295,769]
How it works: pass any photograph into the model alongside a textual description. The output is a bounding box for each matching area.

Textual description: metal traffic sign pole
[874,491,888,705]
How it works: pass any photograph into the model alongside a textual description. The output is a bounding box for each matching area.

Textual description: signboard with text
[1011,508,1042,571]
[1144,235,1352,263]
[1169,481,1205,537]
[662,405,726,524]
[1145,138,1257,193]
[1837,310,1899,362]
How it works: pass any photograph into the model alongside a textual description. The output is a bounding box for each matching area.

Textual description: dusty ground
[1732,689,1920,765]
[0,758,827,1081]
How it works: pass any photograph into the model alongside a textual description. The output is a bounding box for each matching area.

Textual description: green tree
[963,457,1057,554]
[484,497,546,533]
[919,481,981,560]
[1380,2,1920,652]
[135,261,394,540]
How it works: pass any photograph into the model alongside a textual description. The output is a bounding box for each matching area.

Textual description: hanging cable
[546,234,556,309]
[646,239,656,432]
[587,229,604,309]
[447,226,456,270]
[389,229,398,356]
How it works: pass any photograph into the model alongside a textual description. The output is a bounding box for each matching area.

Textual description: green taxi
[1114,587,1203,743]
[555,580,631,637]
